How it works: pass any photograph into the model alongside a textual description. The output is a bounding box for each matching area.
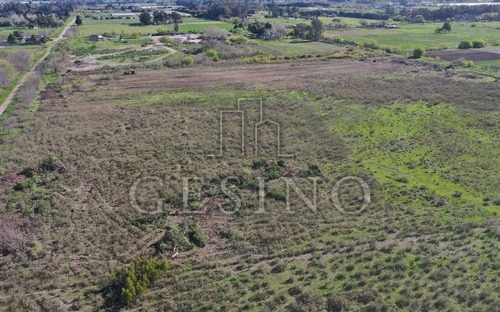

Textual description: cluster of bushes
[458,40,486,49]
[108,258,169,306]
[242,48,382,63]
[155,217,207,253]
[321,37,401,53]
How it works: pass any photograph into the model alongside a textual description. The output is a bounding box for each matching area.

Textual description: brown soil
[68,60,401,92]
[426,49,500,62]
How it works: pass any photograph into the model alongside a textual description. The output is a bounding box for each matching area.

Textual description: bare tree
[18,72,41,110]
[6,51,32,72]
[0,217,27,255]
[264,23,288,40]
[203,26,229,41]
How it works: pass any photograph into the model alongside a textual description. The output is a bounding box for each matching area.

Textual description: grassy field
[77,17,234,37]
[251,38,345,55]
[326,21,500,51]
[0,59,498,311]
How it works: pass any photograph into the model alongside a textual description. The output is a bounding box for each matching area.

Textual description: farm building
[89,35,104,41]
[110,12,137,19]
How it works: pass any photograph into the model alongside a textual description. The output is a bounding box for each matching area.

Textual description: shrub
[159,36,176,46]
[156,217,206,251]
[267,187,286,202]
[206,49,220,62]
[182,218,207,247]
[109,258,169,306]
[155,224,191,252]
[412,47,425,59]
[38,156,60,173]
[181,56,194,66]
[458,40,472,49]
[472,40,486,48]
[460,60,474,67]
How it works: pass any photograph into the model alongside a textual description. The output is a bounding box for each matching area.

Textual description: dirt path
[69,35,177,71]
[0,17,76,117]
[94,60,400,91]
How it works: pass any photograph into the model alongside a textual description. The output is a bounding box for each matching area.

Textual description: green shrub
[109,258,169,306]
[267,187,286,202]
[14,178,37,191]
[472,40,486,48]
[181,56,194,66]
[156,217,206,252]
[155,224,191,252]
[412,47,425,59]
[159,36,175,45]
[182,217,207,247]
[206,49,220,62]
[38,156,60,173]
[460,60,474,67]
[458,40,472,49]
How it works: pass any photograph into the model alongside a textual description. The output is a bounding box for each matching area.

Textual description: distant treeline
[0,1,76,27]
[398,5,500,22]
[194,1,500,22]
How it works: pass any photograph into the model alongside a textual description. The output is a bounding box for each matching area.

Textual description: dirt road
[96,60,400,91]
[69,35,176,71]
[0,17,76,116]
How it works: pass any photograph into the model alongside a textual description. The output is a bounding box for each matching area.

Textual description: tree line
[0,1,75,27]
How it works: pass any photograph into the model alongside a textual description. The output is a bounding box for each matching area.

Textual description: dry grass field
[0,58,499,311]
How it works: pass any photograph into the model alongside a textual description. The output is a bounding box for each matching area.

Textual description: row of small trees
[458,39,486,49]
[247,18,324,41]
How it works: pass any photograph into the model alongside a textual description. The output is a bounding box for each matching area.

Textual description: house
[89,35,104,41]
[110,12,138,19]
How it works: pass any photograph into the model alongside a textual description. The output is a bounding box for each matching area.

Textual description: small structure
[110,12,138,19]
[89,35,104,41]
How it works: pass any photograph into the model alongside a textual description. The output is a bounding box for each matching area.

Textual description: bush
[182,218,207,247]
[206,49,220,62]
[159,36,176,46]
[460,60,474,67]
[458,40,472,49]
[472,40,486,48]
[267,187,286,202]
[181,56,194,66]
[109,258,169,306]
[412,47,425,59]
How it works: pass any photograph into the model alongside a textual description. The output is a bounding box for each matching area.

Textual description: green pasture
[251,38,345,55]
[326,21,500,51]
[78,17,234,37]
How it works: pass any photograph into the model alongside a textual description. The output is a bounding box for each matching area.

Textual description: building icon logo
[209,98,293,158]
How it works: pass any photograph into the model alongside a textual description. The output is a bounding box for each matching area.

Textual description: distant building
[110,12,137,19]
[89,35,104,41]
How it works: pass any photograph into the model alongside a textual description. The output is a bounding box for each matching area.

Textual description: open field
[326,21,500,51]
[78,17,234,37]
[426,48,500,62]
[251,39,345,55]
[0,58,499,311]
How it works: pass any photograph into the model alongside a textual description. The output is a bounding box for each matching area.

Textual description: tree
[435,21,451,33]
[139,12,152,25]
[458,40,472,49]
[264,23,287,40]
[203,26,229,40]
[75,15,82,26]
[412,47,425,59]
[472,40,485,48]
[309,18,324,41]
[7,33,17,44]
[173,22,179,33]
[442,21,452,32]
